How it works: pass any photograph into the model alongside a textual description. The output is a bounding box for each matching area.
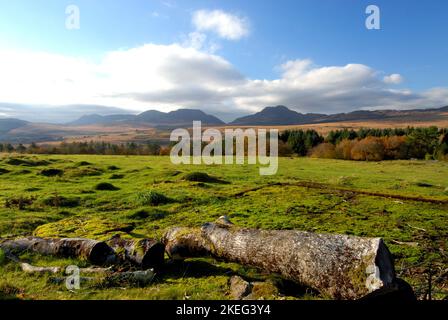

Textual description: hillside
[230,105,448,125]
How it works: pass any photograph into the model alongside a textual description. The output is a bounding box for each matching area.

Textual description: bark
[163,217,398,300]
[107,235,165,268]
[0,237,116,265]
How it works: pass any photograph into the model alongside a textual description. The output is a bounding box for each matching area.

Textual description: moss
[34,217,134,240]
[244,281,279,300]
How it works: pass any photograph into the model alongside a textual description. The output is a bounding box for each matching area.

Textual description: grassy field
[0,154,447,300]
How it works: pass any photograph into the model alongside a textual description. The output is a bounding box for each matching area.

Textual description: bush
[335,139,356,160]
[41,168,64,177]
[350,137,385,161]
[95,182,120,191]
[0,168,10,174]
[135,191,170,206]
[107,165,120,170]
[309,143,336,159]
[278,140,294,157]
[382,136,408,160]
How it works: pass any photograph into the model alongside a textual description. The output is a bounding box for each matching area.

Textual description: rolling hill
[69,109,225,127]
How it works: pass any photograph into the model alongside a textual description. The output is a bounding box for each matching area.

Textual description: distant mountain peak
[70,108,224,127]
[230,105,323,125]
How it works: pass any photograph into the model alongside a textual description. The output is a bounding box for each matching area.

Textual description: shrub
[335,139,356,160]
[309,143,336,159]
[0,168,10,174]
[278,140,293,157]
[135,191,170,206]
[350,137,385,161]
[107,165,120,170]
[41,168,64,177]
[382,136,408,160]
[94,182,120,191]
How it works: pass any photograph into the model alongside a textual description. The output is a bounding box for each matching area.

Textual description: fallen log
[163,217,399,300]
[0,237,117,265]
[107,235,165,268]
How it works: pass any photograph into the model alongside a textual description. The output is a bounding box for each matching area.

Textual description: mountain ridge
[69,108,225,126]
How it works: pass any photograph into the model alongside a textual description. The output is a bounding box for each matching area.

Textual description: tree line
[279,126,448,160]
[0,141,169,156]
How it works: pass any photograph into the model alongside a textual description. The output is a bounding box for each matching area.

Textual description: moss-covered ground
[0,154,447,299]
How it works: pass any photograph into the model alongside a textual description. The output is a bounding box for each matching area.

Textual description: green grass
[0,154,447,300]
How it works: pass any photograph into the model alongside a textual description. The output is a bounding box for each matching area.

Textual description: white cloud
[0,44,447,122]
[192,10,249,40]
[383,73,404,84]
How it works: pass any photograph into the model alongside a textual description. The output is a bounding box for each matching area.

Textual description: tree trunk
[107,235,165,268]
[0,237,116,265]
[163,217,398,300]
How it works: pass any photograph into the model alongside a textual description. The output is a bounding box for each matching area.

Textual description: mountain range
[1,105,448,143]
[66,105,448,127]
[70,109,225,126]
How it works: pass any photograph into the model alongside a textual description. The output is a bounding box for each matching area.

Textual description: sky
[0,0,447,122]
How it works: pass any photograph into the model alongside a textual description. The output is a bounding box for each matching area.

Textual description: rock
[229,276,252,300]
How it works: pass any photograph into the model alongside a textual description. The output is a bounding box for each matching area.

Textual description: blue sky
[0,0,447,121]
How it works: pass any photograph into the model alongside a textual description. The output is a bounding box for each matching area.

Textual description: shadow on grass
[156,259,320,299]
